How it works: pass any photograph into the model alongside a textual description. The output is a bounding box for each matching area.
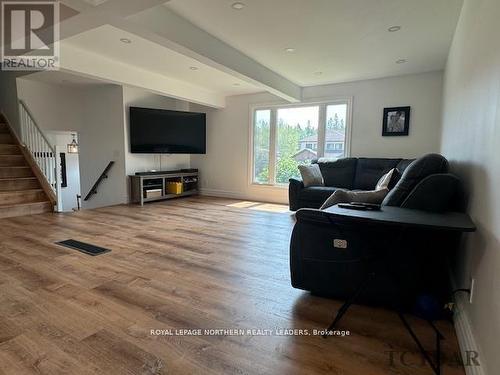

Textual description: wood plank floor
[0,197,465,375]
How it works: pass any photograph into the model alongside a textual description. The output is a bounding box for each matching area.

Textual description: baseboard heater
[56,239,111,256]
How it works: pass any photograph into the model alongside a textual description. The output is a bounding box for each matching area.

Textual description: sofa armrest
[401,173,463,212]
[289,178,304,211]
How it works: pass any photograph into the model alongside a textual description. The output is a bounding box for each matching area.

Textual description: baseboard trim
[199,188,287,205]
[453,291,486,375]
[199,188,248,200]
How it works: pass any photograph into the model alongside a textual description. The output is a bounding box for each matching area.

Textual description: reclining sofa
[289,153,465,306]
[289,157,414,211]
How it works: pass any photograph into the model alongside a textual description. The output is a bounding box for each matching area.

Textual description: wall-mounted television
[130,107,206,154]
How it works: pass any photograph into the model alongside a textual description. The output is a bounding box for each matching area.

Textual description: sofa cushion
[316,158,357,189]
[299,186,338,204]
[298,164,324,187]
[382,153,449,207]
[353,158,401,190]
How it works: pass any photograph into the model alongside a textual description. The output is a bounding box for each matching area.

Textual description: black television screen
[130,107,206,154]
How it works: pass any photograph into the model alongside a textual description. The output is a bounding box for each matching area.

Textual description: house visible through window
[251,101,350,185]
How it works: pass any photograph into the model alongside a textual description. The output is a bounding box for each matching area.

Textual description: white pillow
[298,164,324,187]
[320,188,389,210]
[375,168,395,190]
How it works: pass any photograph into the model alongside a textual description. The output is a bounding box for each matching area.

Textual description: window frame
[248,97,353,188]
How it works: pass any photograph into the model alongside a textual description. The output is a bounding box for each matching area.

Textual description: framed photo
[382,106,410,136]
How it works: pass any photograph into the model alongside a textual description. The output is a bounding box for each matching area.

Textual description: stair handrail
[18,100,62,211]
[84,161,115,201]
[18,100,55,154]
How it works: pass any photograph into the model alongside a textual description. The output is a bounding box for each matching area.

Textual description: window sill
[250,183,289,190]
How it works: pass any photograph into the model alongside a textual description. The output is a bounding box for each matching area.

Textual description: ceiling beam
[8,0,301,103]
[123,7,302,103]
[60,44,226,108]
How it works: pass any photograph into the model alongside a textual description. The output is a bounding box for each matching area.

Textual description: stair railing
[84,161,115,201]
[18,100,62,211]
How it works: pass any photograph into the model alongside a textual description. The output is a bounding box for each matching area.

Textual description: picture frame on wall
[382,106,410,136]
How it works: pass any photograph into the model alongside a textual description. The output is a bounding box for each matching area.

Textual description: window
[252,110,271,184]
[276,106,319,183]
[251,100,351,186]
[324,104,348,159]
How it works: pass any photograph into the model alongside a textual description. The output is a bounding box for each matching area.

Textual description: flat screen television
[130,107,206,154]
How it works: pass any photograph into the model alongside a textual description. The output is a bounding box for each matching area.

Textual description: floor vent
[56,239,111,256]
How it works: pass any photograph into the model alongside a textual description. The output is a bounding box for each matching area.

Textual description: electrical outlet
[469,277,475,304]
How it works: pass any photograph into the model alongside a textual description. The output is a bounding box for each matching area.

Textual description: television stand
[129,170,199,206]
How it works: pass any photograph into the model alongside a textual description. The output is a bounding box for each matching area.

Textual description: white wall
[17,79,85,132]
[79,85,127,209]
[191,71,444,203]
[440,0,500,374]
[17,79,128,209]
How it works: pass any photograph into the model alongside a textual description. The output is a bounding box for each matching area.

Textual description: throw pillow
[320,188,389,210]
[375,168,395,190]
[298,164,324,187]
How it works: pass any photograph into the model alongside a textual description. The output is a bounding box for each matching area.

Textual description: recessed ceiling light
[120,38,131,44]
[396,59,407,64]
[231,2,245,10]
[388,26,401,32]
[189,66,199,70]
[285,48,296,53]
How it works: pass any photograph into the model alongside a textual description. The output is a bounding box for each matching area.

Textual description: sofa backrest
[353,158,402,190]
[382,153,449,207]
[315,158,357,189]
[314,157,413,190]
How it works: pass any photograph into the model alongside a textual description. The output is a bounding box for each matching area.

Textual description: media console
[129,170,199,206]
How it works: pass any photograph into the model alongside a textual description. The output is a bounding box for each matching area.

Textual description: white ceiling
[167,0,463,86]
[15,0,463,107]
[62,25,262,97]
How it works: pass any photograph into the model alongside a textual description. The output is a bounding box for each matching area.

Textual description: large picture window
[251,100,351,186]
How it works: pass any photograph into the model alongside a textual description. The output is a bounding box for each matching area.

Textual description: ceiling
[11,0,464,107]
[167,0,464,86]
[61,25,261,97]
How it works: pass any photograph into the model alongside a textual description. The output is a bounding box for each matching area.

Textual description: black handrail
[84,161,115,201]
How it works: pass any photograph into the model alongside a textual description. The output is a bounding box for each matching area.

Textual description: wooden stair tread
[0,177,38,181]
[0,114,54,217]
[0,166,32,169]
[0,188,44,193]
[0,145,21,155]
[0,200,52,218]
[0,200,50,208]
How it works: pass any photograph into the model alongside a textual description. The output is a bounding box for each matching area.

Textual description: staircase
[0,117,53,219]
